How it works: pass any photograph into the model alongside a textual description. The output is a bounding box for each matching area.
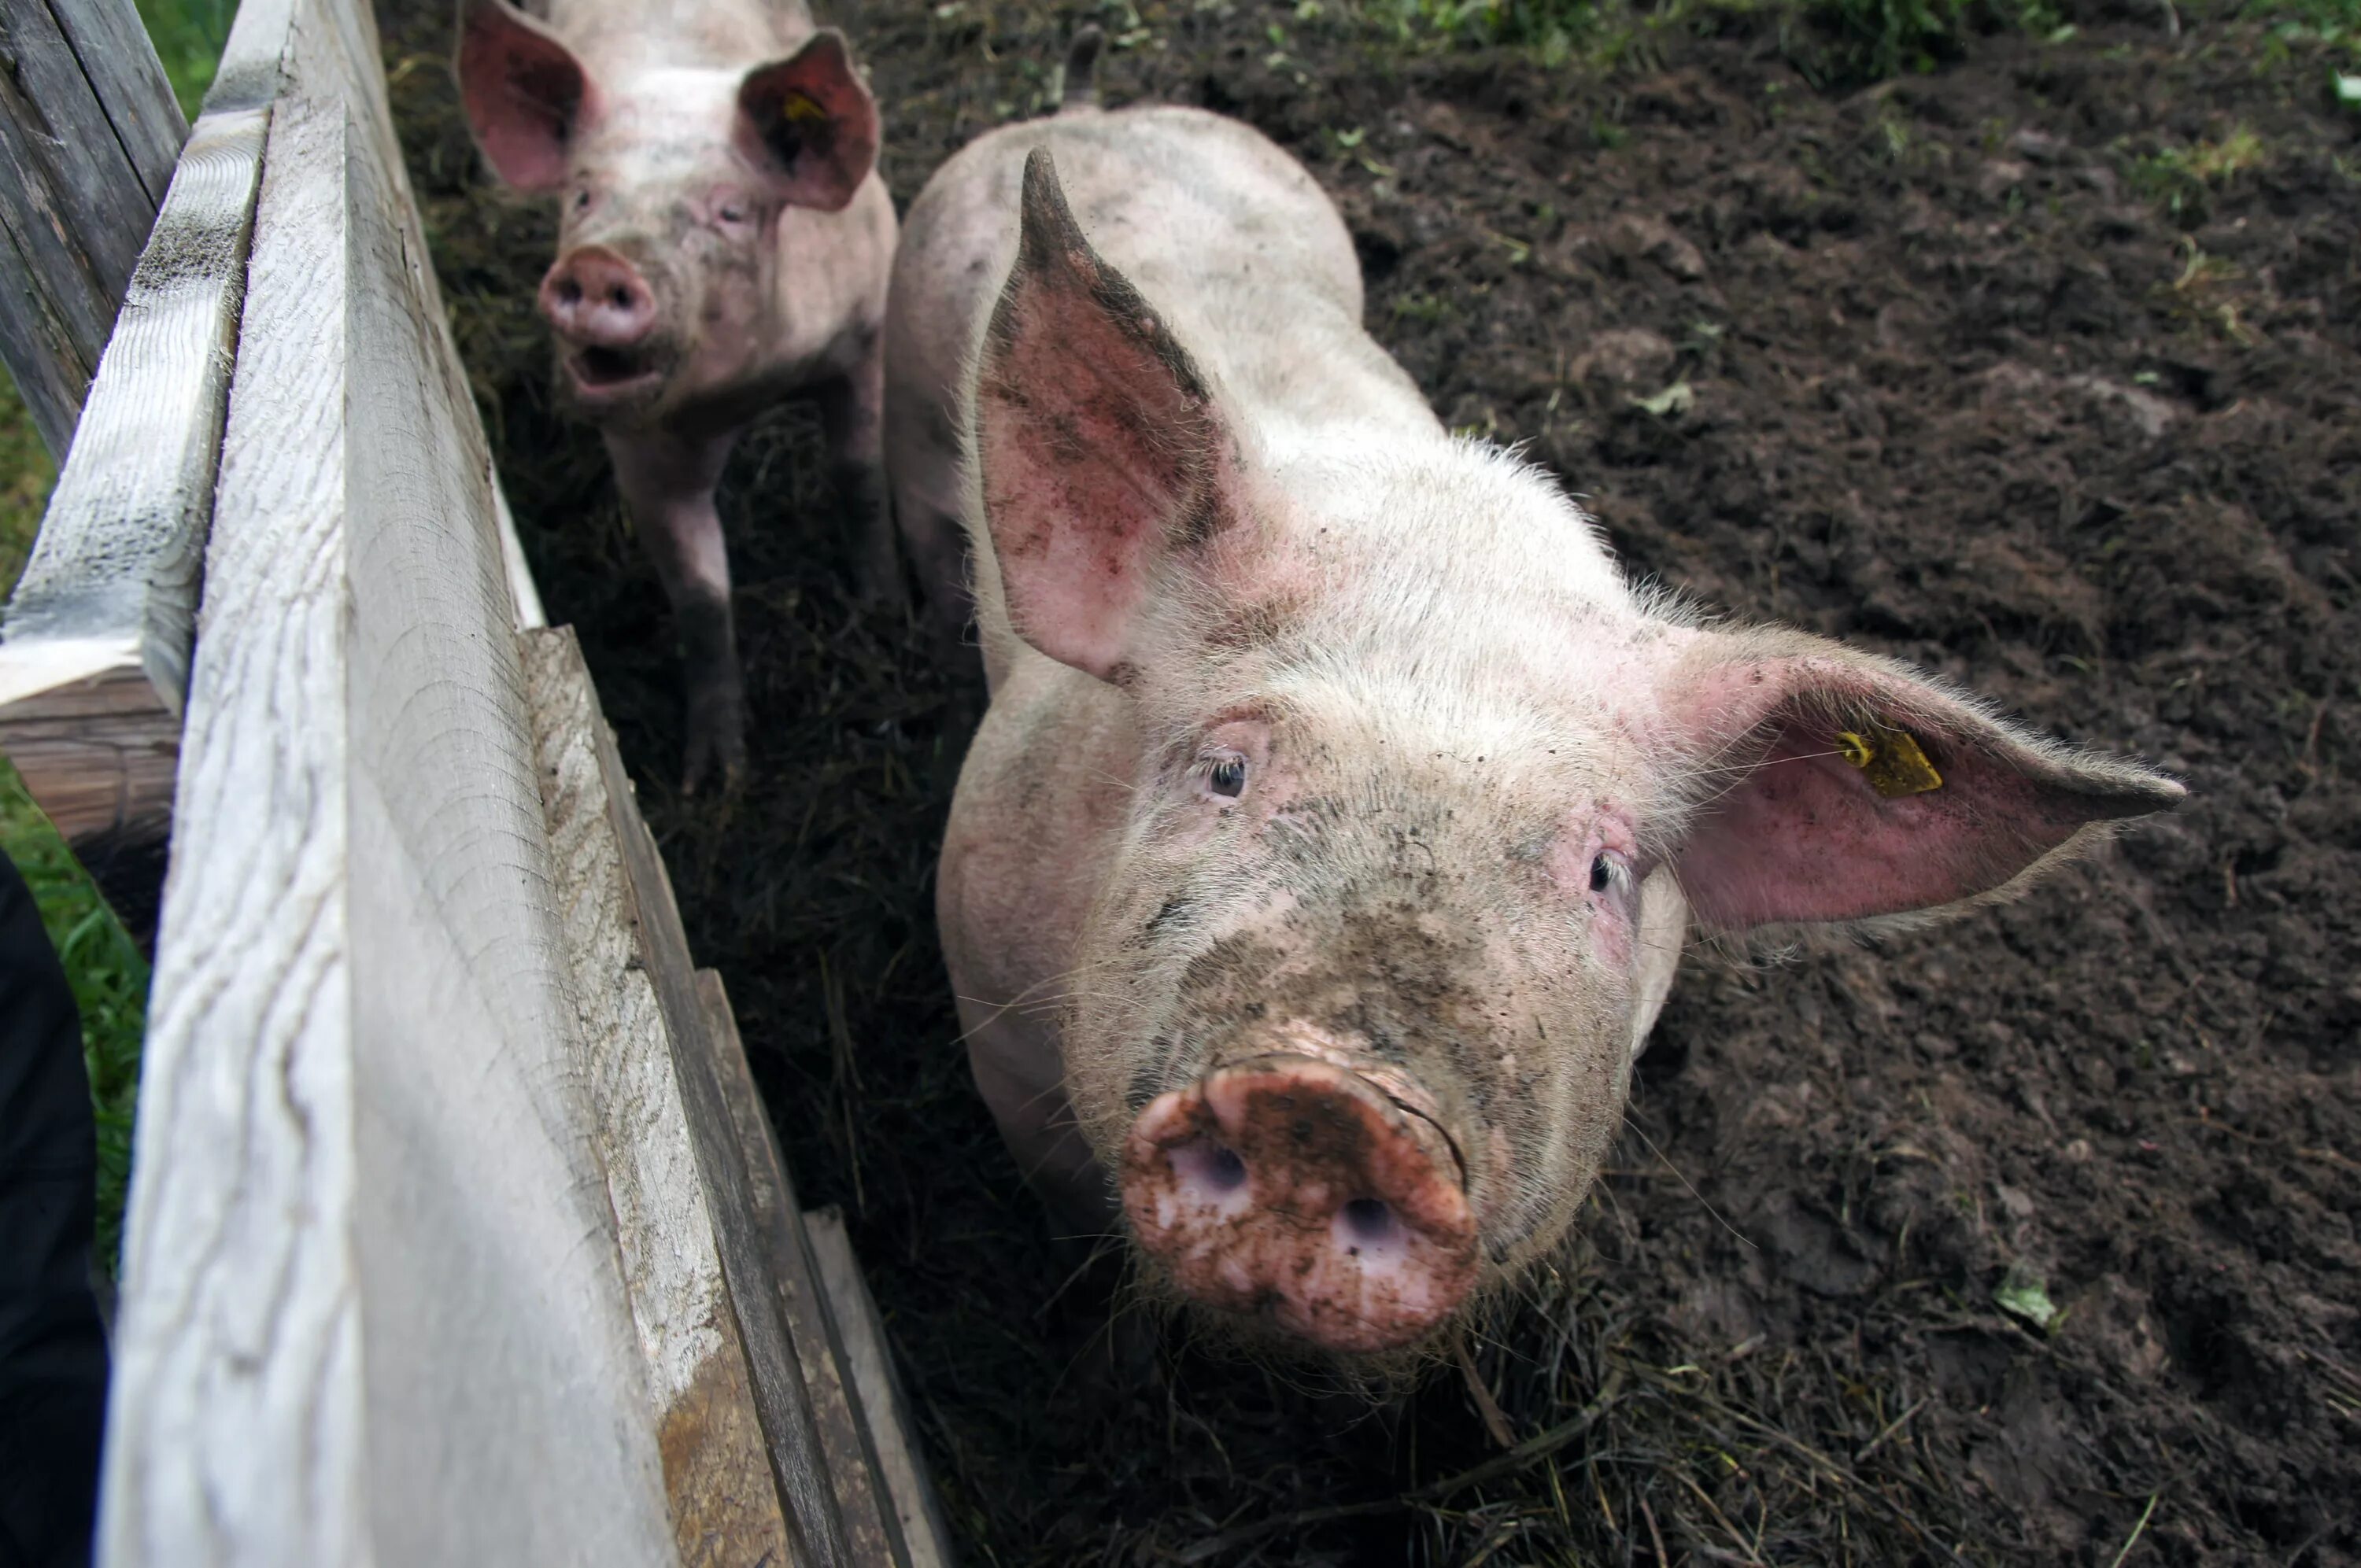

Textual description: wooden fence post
[8,0,961,1557]
[0,0,186,456]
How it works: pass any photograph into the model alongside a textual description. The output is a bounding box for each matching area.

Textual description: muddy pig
[888,74,2184,1356]
[458,0,900,789]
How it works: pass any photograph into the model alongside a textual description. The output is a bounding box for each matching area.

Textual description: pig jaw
[1122,1052,1478,1353]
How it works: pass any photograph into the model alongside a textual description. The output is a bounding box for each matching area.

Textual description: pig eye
[1590,851,1632,897]
[1205,754,1248,799]
[573,190,591,211]
[718,202,746,225]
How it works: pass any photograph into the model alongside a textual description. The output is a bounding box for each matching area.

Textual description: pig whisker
[951,956,1138,1039]
[1620,1113,1757,1251]
[1682,747,1853,780]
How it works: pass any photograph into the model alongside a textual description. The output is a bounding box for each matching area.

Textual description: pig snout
[1121,1054,1477,1352]
[538,245,657,348]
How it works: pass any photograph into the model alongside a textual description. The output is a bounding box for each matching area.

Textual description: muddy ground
[379,0,2359,1560]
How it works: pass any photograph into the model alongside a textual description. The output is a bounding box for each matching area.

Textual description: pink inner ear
[974,153,1240,682]
[1670,661,2178,930]
[733,32,879,212]
[457,2,593,194]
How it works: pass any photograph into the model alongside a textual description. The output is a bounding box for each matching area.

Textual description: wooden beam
[524,625,807,1566]
[807,1206,961,1568]
[0,0,545,941]
[0,0,186,456]
[0,98,261,937]
[700,969,914,1568]
[98,35,675,1568]
[575,639,862,1566]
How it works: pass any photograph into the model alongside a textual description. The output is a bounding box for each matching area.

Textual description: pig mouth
[562,345,668,406]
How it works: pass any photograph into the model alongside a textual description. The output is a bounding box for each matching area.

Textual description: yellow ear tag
[1837,728,1944,799]
[779,90,829,125]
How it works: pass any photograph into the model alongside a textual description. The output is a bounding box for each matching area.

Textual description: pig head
[918,119,2184,1359]
[457,0,900,789]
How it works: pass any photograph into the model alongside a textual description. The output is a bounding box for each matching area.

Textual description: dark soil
[378,1,2361,1561]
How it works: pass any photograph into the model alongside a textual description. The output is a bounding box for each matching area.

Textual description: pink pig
[459,0,900,789]
[885,73,2185,1356]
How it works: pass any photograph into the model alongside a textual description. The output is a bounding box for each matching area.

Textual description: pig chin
[1117,1035,1481,1355]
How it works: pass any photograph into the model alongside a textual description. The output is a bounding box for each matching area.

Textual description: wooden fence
[0,0,949,1561]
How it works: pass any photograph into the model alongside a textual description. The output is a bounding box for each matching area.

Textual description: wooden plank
[98,64,675,1568]
[700,969,913,1568]
[0,0,540,943]
[523,624,801,1566]
[0,101,263,943]
[807,1208,960,1568]
[576,638,859,1567]
[0,219,94,452]
[43,0,186,206]
[0,0,179,454]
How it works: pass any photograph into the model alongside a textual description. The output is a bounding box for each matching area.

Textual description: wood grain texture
[43,0,185,205]
[598,675,859,1568]
[0,0,180,453]
[525,624,799,1566]
[3,106,264,702]
[703,969,913,1568]
[807,1208,961,1568]
[98,9,674,1559]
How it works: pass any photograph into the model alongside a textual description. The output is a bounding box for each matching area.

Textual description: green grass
[0,0,232,1280]
[136,0,236,119]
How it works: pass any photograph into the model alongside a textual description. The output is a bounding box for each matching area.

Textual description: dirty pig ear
[1661,630,2185,932]
[972,149,1250,683]
[734,31,880,212]
[456,0,595,194]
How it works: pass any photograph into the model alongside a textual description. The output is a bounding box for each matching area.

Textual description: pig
[885,79,2184,1356]
[457,0,901,790]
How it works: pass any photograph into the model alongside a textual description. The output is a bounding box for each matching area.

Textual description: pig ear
[734,31,879,212]
[1661,630,2185,932]
[972,149,1250,682]
[456,0,595,194]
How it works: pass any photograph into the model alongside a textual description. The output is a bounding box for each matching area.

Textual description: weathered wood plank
[2,105,264,695]
[701,968,913,1568]
[0,0,541,942]
[588,658,859,1567]
[0,100,262,942]
[98,70,675,1568]
[43,0,186,205]
[525,624,800,1566]
[0,0,183,454]
[807,1208,960,1568]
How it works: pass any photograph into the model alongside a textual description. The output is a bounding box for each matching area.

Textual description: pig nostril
[557,279,582,307]
[1339,1198,1398,1250]
[1169,1140,1248,1198]
[611,286,634,310]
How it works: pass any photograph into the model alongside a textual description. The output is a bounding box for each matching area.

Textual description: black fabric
[0,853,106,1568]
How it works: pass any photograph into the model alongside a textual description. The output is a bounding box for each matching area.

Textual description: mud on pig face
[969,153,2184,1356]
[457,0,878,422]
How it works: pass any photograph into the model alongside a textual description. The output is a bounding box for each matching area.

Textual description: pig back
[891,106,1421,455]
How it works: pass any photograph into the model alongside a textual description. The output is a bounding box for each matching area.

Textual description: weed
[2127,127,2267,222]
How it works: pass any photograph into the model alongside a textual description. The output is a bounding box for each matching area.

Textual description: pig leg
[818,348,901,613]
[604,426,747,793]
